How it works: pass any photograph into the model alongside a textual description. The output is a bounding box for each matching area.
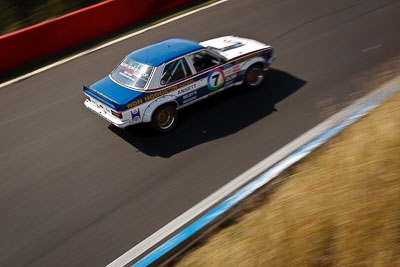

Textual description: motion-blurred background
[0,0,103,35]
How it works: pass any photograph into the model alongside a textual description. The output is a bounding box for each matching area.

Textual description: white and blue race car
[83,36,275,132]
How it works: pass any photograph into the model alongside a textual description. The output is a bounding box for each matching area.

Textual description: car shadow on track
[109,69,306,157]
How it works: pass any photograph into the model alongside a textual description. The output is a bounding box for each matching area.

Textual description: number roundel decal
[207,69,225,90]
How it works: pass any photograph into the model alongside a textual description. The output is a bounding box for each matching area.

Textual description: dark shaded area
[109,69,306,157]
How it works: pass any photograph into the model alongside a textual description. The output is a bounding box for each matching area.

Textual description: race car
[83,36,275,132]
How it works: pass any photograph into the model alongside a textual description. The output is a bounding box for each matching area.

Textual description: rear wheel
[151,104,178,133]
[244,64,264,89]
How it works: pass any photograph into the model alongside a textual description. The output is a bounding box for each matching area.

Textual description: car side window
[189,50,223,72]
[161,58,192,86]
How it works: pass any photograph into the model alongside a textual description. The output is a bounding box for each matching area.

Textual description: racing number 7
[211,73,220,86]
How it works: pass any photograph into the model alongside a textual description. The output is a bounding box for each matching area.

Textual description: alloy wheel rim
[248,68,263,87]
[157,110,174,129]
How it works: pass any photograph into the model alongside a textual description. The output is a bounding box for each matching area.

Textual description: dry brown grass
[175,90,400,267]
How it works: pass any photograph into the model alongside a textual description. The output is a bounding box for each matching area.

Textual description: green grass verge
[174,89,400,266]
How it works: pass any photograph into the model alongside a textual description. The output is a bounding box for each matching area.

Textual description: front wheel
[244,64,265,89]
[151,104,178,133]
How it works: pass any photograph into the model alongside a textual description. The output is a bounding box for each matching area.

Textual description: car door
[173,49,226,106]
[158,57,198,107]
[189,49,226,90]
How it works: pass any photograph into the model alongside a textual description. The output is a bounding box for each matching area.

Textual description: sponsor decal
[126,85,177,108]
[183,95,198,104]
[232,64,241,73]
[127,98,144,108]
[178,79,195,88]
[126,79,195,109]
[182,91,198,104]
[120,63,149,78]
[178,84,196,95]
[131,108,141,121]
[207,69,225,90]
[218,42,244,52]
[178,80,197,95]
[226,73,237,82]
[234,51,262,64]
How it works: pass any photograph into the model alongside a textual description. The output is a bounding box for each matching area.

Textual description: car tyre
[244,63,265,89]
[151,104,178,133]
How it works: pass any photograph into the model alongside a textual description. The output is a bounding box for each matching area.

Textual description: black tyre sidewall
[151,104,178,133]
[244,63,265,89]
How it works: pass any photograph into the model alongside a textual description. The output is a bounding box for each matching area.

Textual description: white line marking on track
[362,44,382,53]
[0,0,229,89]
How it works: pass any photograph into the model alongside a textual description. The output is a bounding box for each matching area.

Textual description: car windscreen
[111,57,154,89]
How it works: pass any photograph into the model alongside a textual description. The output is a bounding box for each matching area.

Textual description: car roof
[127,38,204,67]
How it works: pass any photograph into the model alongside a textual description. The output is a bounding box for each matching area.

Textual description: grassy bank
[175,89,400,266]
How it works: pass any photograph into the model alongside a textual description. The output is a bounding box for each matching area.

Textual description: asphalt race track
[1,0,400,266]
